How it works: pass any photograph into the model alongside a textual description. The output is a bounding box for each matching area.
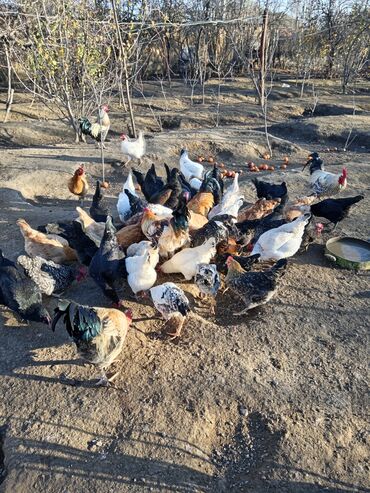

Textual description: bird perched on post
[52,299,132,386]
[78,104,110,148]
[303,152,347,197]
[68,165,89,206]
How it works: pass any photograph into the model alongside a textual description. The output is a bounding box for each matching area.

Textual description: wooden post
[258,7,268,110]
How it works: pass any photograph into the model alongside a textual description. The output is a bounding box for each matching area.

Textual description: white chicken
[150,282,190,319]
[305,153,347,197]
[120,131,146,164]
[222,173,239,204]
[208,197,244,221]
[208,173,243,220]
[251,213,311,261]
[147,204,173,220]
[96,105,110,145]
[160,237,216,280]
[117,171,137,222]
[150,282,190,339]
[180,149,204,182]
[126,240,153,258]
[189,177,202,191]
[125,244,159,294]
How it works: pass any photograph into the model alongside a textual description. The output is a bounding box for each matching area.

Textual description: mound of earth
[270,115,370,149]
[302,103,364,117]
[0,121,75,147]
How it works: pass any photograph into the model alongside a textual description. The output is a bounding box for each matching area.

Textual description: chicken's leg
[95,368,120,387]
[233,303,251,316]
[122,156,131,167]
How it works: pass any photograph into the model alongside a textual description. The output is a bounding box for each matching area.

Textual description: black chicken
[133,164,164,201]
[225,257,287,316]
[191,216,236,247]
[310,195,364,228]
[252,178,288,201]
[177,172,198,198]
[123,189,147,220]
[90,181,110,223]
[89,216,127,306]
[236,216,287,247]
[149,168,183,208]
[0,249,51,325]
[215,253,260,274]
[38,221,98,266]
[200,165,223,205]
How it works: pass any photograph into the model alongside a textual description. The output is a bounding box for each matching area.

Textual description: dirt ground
[0,78,369,493]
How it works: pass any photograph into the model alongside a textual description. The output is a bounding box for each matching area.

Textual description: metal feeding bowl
[325,237,370,271]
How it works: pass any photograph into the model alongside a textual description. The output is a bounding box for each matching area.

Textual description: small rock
[239,405,248,417]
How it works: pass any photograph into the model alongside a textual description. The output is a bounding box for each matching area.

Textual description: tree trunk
[3,45,13,124]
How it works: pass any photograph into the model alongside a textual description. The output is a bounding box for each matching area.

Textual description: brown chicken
[52,299,132,386]
[237,198,280,222]
[283,205,310,222]
[217,238,240,255]
[283,196,317,222]
[116,222,145,248]
[187,192,214,217]
[293,196,318,207]
[17,219,77,264]
[141,200,190,259]
[68,165,89,205]
[189,211,208,231]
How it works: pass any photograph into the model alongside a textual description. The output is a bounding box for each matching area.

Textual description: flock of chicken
[0,130,364,385]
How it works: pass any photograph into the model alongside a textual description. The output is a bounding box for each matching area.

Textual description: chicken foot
[95,369,120,387]
[233,307,250,316]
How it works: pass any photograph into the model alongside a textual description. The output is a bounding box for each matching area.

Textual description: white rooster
[160,237,216,280]
[180,149,204,183]
[251,213,311,261]
[120,131,146,165]
[305,153,347,197]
